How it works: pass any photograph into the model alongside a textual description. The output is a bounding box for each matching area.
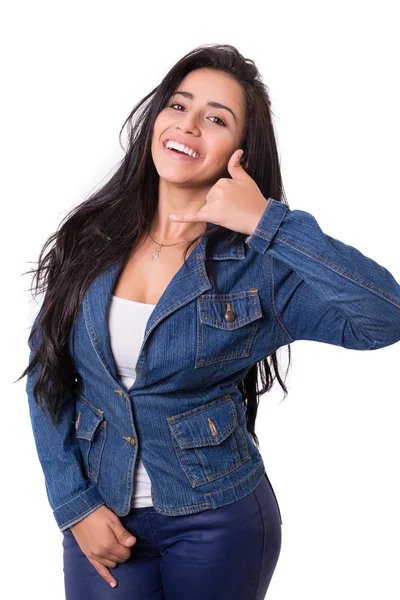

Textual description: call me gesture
[169,149,267,236]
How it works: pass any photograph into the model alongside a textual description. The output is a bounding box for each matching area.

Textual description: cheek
[208,143,235,168]
[152,113,166,141]
[210,133,236,156]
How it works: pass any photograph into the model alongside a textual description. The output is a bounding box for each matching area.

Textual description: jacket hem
[149,460,265,516]
[205,459,265,507]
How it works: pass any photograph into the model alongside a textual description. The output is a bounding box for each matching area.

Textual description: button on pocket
[74,394,107,483]
[167,395,251,487]
[195,289,262,368]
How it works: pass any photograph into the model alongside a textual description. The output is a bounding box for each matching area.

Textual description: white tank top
[107,294,155,508]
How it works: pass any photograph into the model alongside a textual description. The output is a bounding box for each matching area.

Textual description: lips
[162,140,203,161]
[162,137,202,157]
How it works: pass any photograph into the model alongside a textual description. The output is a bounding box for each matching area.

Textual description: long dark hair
[18,43,291,447]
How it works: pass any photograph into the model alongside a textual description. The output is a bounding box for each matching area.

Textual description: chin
[157,169,196,185]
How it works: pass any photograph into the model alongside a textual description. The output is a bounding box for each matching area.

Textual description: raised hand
[169,149,267,235]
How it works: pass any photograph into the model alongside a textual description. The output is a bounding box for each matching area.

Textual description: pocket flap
[167,395,238,449]
[74,394,104,440]
[198,289,262,330]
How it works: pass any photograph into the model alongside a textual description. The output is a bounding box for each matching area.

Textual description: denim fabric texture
[25,198,400,532]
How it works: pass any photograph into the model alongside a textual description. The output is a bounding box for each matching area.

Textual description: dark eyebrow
[171,91,237,123]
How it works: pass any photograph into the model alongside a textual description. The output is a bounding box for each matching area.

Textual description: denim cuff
[244,197,289,254]
[54,486,105,532]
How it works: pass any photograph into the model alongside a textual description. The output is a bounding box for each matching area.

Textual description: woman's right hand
[70,504,137,588]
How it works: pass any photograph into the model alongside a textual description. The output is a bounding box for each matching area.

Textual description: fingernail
[126,536,135,543]
[169,214,177,219]
[110,581,116,588]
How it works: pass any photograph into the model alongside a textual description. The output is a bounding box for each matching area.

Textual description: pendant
[151,244,162,259]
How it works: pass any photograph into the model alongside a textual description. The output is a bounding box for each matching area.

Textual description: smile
[162,140,202,161]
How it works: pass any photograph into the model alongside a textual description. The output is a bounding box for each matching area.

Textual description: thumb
[227,149,248,179]
[112,522,137,546]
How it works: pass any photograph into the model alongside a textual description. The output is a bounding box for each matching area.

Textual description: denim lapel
[82,232,246,383]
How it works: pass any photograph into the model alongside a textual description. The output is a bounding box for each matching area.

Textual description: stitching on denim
[194,446,208,471]
[190,455,250,487]
[169,429,199,484]
[150,287,210,327]
[74,395,104,440]
[275,233,400,308]
[234,426,251,462]
[87,422,107,483]
[251,199,288,243]
[122,452,136,515]
[152,499,211,514]
[55,487,102,512]
[196,252,209,286]
[199,290,258,301]
[59,501,105,529]
[198,456,250,485]
[77,392,104,415]
[231,426,240,455]
[267,255,293,344]
[83,296,122,389]
[251,199,274,241]
[205,460,264,496]
[172,423,237,446]
[167,395,233,422]
[201,310,261,328]
[195,297,204,367]
[195,321,259,367]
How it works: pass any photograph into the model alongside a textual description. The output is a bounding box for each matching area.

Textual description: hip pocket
[167,395,251,487]
[74,394,107,483]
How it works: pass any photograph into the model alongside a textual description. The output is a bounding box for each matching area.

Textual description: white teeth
[165,140,199,158]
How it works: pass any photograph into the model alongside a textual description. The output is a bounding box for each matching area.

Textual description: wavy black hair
[18,43,291,447]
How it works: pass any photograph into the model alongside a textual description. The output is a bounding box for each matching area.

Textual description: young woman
[21,43,400,599]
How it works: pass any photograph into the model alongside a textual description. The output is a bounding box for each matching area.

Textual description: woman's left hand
[169,149,267,235]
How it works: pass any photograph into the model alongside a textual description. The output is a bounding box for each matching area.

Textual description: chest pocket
[195,289,262,368]
[74,394,107,483]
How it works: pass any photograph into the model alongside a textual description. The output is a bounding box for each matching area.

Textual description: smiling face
[151,68,246,187]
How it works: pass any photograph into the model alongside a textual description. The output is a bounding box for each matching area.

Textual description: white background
[3,1,399,598]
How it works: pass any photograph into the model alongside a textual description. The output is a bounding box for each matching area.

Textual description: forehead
[175,68,245,110]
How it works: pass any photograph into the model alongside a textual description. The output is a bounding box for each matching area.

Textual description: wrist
[246,199,268,236]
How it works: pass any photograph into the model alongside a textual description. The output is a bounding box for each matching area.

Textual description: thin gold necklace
[148,231,199,260]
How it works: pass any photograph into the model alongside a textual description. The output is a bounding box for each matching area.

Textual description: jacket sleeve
[244,198,400,350]
[25,318,105,532]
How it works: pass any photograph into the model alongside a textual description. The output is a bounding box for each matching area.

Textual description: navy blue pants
[63,472,282,599]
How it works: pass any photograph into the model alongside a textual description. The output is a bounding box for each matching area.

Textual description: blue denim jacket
[26,198,400,532]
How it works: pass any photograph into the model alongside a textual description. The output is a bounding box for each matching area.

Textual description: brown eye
[168,104,226,127]
[209,116,226,127]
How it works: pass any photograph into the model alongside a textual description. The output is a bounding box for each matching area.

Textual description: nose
[176,112,200,136]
